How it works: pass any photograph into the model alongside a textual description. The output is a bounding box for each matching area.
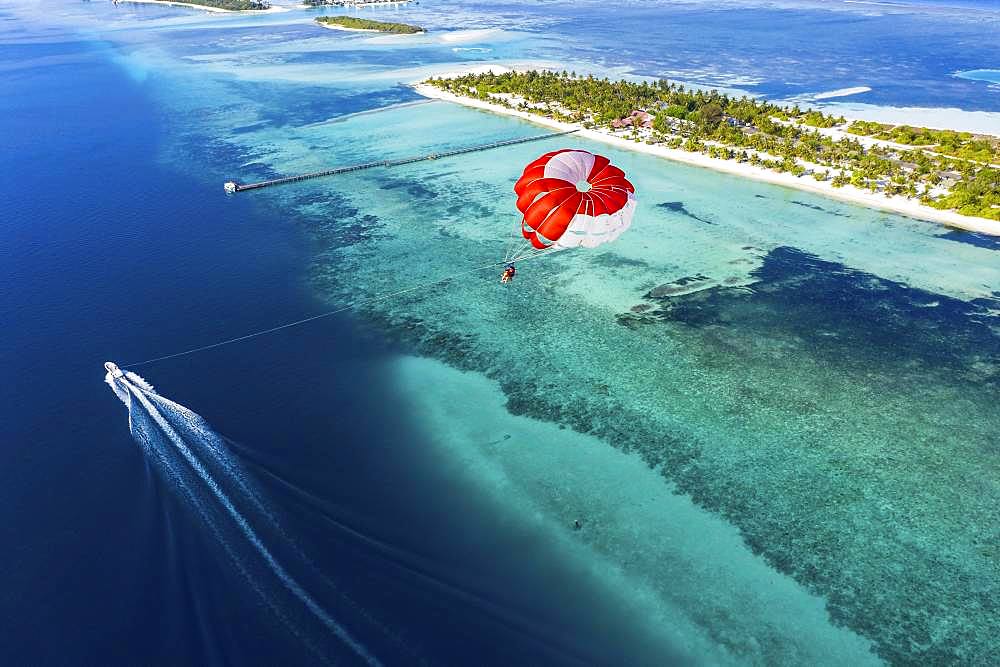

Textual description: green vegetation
[928,167,1000,217]
[801,110,845,128]
[849,120,1000,164]
[305,0,409,4]
[315,15,423,33]
[426,70,1000,221]
[175,0,270,9]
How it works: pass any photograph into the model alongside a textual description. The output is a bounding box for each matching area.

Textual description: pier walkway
[224,129,577,193]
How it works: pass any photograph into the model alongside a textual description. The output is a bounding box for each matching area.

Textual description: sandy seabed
[391,355,880,665]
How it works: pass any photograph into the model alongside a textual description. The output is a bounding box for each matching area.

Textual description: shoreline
[316,22,424,34]
[117,0,290,13]
[317,22,379,32]
[413,81,1000,237]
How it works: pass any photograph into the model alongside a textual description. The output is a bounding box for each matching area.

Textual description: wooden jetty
[224,129,578,194]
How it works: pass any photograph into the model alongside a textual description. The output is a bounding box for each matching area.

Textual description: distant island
[315,15,423,33]
[200,0,269,8]
[419,70,1000,233]
[116,0,272,11]
[306,0,411,6]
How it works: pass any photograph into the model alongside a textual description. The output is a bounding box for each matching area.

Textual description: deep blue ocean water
[3,0,999,664]
[0,13,692,666]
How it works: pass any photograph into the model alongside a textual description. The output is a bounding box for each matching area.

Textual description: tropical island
[418,70,1000,233]
[305,0,410,5]
[315,15,423,33]
[116,0,272,11]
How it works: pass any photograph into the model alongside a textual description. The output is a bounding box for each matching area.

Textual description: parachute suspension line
[503,216,526,264]
[505,241,540,265]
[507,247,550,264]
[504,241,531,264]
[503,216,550,265]
[121,259,513,370]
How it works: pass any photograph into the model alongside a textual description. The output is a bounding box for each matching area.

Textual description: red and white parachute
[508,149,636,261]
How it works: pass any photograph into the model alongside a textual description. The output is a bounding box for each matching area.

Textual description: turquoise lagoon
[7,0,1000,663]
[277,103,999,665]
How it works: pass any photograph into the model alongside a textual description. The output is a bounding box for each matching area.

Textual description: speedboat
[104,362,125,379]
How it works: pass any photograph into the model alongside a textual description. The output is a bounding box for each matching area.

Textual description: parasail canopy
[513,149,637,252]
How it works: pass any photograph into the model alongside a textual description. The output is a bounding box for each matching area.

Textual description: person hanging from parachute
[502,149,637,282]
[500,263,516,284]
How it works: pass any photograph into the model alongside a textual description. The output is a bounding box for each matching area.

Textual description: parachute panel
[512,149,636,255]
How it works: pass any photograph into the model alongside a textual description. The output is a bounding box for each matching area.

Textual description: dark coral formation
[287,170,999,665]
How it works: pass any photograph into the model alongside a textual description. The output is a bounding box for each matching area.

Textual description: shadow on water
[656,200,715,225]
[937,229,1000,251]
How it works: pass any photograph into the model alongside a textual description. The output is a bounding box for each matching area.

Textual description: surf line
[122,251,553,370]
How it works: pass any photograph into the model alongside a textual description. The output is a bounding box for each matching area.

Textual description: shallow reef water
[149,70,1000,658]
[390,354,881,665]
[258,109,1000,664]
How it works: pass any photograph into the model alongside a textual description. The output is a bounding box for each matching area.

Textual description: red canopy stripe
[513,149,635,249]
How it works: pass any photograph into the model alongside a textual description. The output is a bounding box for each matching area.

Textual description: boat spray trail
[104,365,381,666]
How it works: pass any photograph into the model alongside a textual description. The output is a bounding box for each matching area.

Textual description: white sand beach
[316,22,380,32]
[413,78,1000,237]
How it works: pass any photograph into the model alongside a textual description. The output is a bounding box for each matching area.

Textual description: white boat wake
[104,363,381,666]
